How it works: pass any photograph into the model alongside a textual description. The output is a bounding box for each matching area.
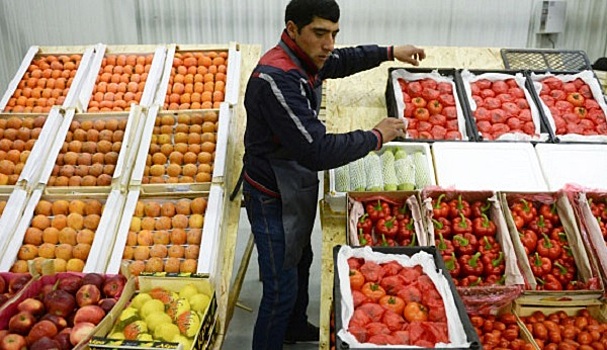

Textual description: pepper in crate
[355,199,418,247]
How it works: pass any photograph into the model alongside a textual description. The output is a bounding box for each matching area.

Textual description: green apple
[172,335,193,350]
[140,299,165,319]
[145,311,173,332]
[131,293,152,310]
[108,332,125,340]
[154,323,180,342]
[176,310,201,338]
[167,298,191,320]
[137,333,154,341]
[179,283,199,300]
[189,293,210,313]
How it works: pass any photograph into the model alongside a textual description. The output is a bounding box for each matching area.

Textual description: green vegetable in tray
[334,164,350,192]
[413,151,431,188]
[349,157,367,191]
[364,151,383,191]
[381,150,398,191]
[395,156,415,190]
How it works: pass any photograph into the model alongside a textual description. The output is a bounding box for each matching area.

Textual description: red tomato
[563,82,577,93]
[475,107,490,121]
[471,83,481,95]
[472,95,484,107]
[492,80,509,94]
[443,106,457,119]
[485,97,502,110]
[543,77,563,90]
[477,120,492,133]
[412,97,427,108]
[407,81,422,97]
[420,78,437,90]
[491,123,510,137]
[445,130,462,139]
[428,113,446,126]
[427,100,443,115]
[446,119,459,131]
[349,269,365,290]
[507,116,523,130]
[417,120,432,131]
[402,92,412,102]
[506,78,519,88]
[378,295,405,314]
[481,89,496,98]
[522,121,535,135]
[496,93,515,103]
[361,282,386,303]
[404,102,414,118]
[503,102,521,116]
[516,98,530,109]
[572,78,585,88]
[574,106,587,119]
[566,123,585,134]
[585,99,600,110]
[555,100,574,114]
[414,107,430,121]
[566,92,585,107]
[551,89,567,101]
[403,301,428,322]
[489,109,508,123]
[437,82,452,94]
[422,88,440,101]
[580,118,595,130]
[438,94,456,106]
[431,125,447,139]
[579,84,592,99]
[508,87,526,98]
[476,79,492,89]
[541,95,556,107]
[418,131,433,139]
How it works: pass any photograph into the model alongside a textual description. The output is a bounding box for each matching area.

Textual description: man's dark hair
[285,0,340,31]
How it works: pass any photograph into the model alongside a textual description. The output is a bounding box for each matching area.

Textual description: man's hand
[373,117,406,143]
[393,45,426,66]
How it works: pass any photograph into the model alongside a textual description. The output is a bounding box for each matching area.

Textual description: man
[241,0,425,348]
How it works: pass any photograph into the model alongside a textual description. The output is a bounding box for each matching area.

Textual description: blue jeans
[243,181,313,350]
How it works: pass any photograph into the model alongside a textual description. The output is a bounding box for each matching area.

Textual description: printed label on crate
[90,337,183,349]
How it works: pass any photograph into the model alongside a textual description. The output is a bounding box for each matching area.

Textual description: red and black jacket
[243,30,393,196]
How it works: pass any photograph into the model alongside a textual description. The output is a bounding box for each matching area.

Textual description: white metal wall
[1,0,606,92]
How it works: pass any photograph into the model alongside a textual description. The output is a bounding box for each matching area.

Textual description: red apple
[0,275,6,293]
[69,322,95,346]
[8,311,36,335]
[26,320,58,345]
[0,330,9,343]
[58,276,82,295]
[17,298,45,316]
[40,314,67,331]
[38,284,55,300]
[74,305,106,325]
[44,290,76,317]
[29,337,60,350]
[52,333,71,350]
[76,284,101,307]
[8,275,31,294]
[102,275,126,298]
[82,273,105,290]
[0,334,27,350]
[98,298,116,313]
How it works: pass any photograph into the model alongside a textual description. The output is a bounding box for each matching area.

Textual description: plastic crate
[501,48,592,72]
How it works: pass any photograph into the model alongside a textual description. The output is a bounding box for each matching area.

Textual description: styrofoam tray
[535,143,607,191]
[431,142,548,191]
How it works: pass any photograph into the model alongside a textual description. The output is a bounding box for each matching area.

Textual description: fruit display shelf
[154,43,241,110]
[0,45,96,114]
[500,191,603,304]
[36,107,145,194]
[129,103,231,188]
[76,44,168,113]
[105,184,224,277]
[88,274,217,350]
[0,188,126,274]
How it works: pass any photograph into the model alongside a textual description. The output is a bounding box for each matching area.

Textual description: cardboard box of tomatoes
[385,67,474,142]
[420,189,525,315]
[333,245,481,349]
[500,191,604,305]
[528,70,607,143]
[346,191,427,247]
[458,69,552,142]
[467,303,538,349]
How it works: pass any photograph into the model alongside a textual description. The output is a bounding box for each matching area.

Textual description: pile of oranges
[164,51,228,110]
[4,54,82,113]
[0,115,47,185]
[88,54,155,112]
[11,198,105,273]
[123,197,207,276]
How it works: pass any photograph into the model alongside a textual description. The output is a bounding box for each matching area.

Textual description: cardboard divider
[224,42,242,106]
[0,189,117,273]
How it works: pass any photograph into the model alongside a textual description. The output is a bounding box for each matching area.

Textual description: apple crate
[88,274,217,350]
[155,43,241,110]
[385,67,472,141]
[0,272,34,312]
[333,245,480,349]
[420,189,525,314]
[458,69,551,142]
[0,188,127,274]
[129,103,231,187]
[0,271,127,350]
[346,190,427,247]
[0,45,97,114]
[105,184,224,277]
[528,70,607,143]
[500,191,603,305]
[76,44,168,113]
[38,106,145,194]
[326,141,436,213]
[568,190,607,298]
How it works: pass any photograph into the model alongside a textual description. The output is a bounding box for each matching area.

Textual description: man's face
[287,16,339,69]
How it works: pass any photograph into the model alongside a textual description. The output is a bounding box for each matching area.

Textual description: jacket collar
[279,30,319,76]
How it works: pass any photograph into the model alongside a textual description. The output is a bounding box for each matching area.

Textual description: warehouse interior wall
[1,0,606,95]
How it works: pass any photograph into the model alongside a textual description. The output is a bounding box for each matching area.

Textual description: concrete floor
[221,203,323,350]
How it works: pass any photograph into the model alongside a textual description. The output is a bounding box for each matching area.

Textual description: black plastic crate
[457,69,555,142]
[332,245,481,349]
[501,48,592,72]
[385,67,475,142]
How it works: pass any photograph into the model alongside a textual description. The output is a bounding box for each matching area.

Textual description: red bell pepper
[452,213,473,235]
[435,233,454,256]
[537,233,562,260]
[379,234,397,247]
[552,261,575,285]
[358,228,373,246]
[448,195,471,219]
[396,219,415,242]
[432,194,449,218]
[460,252,484,277]
[375,216,398,239]
[478,236,501,256]
[444,252,460,278]
[472,213,497,237]
[549,226,568,244]
[366,200,391,222]
[452,233,478,256]
[519,229,538,253]
[432,217,452,239]
[400,233,416,247]
[537,274,563,290]
[512,213,525,231]
[482,251,505,276]
[601,204,607,222]
[484,274,506,286]
[356,213,373,235]
[391,203,410,221]
[539,203,560,225]
[529,215,553,235]
[558,245,576,266]
[598,217,607,239]
[460,275,482,287]
[529,252,552,277]
[471,200,491,219]
[511,198,537,224]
